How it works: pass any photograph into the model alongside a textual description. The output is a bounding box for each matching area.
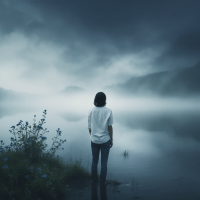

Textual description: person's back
[88,92,113,186]
[88,106,113,144]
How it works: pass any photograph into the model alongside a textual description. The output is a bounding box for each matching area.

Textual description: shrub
[0,110,90,200]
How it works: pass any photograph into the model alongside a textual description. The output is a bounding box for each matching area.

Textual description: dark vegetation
[0,110,91,200]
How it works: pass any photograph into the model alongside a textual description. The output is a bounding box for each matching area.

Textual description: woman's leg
[91,141,100,182]
[100,140,110,185]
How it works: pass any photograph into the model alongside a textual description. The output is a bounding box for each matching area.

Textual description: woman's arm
[108,125,113,148]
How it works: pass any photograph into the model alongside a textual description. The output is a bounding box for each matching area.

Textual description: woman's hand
[110,140,113,148]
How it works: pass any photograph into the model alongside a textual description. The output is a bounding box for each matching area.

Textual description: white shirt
[88,106,113,144]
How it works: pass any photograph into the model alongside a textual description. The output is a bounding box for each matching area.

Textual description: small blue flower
[41,174,47,178]
[43,164,46,167]
[11,126,15,128]
[20,120,23,122]
[2,165,8,169]
[26,122,28,125]
[10,142,13,146]
[38,125,43,129]
[57,128,60,131]
[60,139,62,142]
[63,139,67,143]
[37,168,42,174]
[40,136,46,140]
[50,182,52,185]
[10,137,14,140]
[66,185,68,187]
[64,170,67,172]
[59,131,62,136]
[41,119,45,121]
[3,158,8,161]
[9,130,12,132]
[25,175,29,178]
[30,167,34,170]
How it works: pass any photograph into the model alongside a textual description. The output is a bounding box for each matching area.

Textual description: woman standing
[88,92,113,186]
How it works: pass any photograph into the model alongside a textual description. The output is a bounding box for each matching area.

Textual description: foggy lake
[1,92,200,200]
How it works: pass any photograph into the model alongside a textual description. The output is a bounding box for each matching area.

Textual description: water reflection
[0,93,200,200]
[91,183,108,200]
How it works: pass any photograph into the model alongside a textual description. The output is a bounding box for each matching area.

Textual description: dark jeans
[91,140,110,185]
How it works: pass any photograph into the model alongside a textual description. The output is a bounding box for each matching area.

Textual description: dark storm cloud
[0,0,200,74]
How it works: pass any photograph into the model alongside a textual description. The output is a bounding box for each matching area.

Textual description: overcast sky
[0,0,199,94]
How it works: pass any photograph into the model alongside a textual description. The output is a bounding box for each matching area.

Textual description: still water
[0,94,200,200]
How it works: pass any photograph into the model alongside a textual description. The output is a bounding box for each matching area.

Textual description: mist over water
[1,92,200,199]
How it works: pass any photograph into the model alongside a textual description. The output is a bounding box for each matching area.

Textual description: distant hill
[0,87,24,101]
[60,86,85,95]
[105,62,200,96]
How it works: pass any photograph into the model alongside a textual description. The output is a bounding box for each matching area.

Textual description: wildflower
[50,182,52,185]
[41,119,45,121]
[66,185,68,187]
[26,122,28,125]
[59,131,62,136]
[9,130,12,132]
[5,146,9,149]
[41,174,47,178]
[57,128,60,131]
[3,158,8,161]
[25,175,29,178]
[43,164,46,167]
[40,136,46,140]
[2,165,8,169]
[60,139,62,142]
[20,120,23,122]
[10,137,14,140]
[38,125,43,129]
[37,168,42,174]
[63,139,67,143]
[10,142,13,146]
[11,126,15,128]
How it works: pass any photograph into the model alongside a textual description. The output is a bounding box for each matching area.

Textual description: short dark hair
[94,92,106,107]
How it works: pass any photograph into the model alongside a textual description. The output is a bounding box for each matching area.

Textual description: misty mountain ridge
[0,87,34,101]
[60,86,85,95]
[105,62,200,96]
